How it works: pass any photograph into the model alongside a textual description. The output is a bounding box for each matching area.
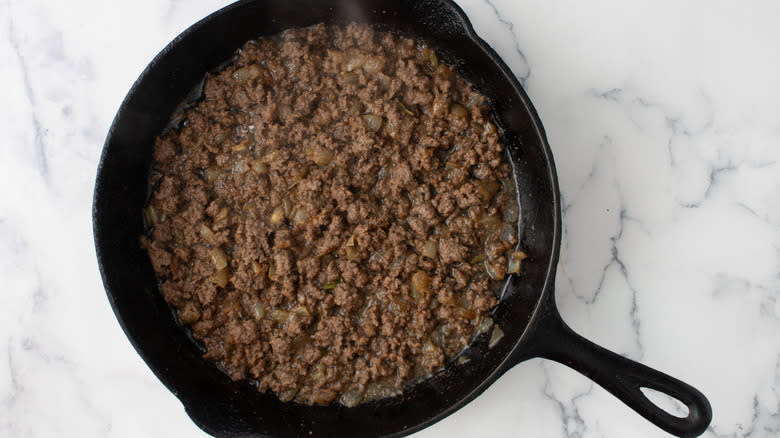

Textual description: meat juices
[141,23,523,406]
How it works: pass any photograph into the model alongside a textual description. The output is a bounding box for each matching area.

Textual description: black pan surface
[93,0,712,436]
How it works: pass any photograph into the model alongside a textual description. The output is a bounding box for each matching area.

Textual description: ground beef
[140,23,522,407]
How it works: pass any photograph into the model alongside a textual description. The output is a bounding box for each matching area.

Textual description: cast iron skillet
[93,0,713,436]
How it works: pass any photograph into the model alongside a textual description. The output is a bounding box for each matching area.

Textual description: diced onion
[261,148,282,164]
[199,224,217,243]
[270,309,290,322]
[311,362,327,382]
[204,166,221,182]
[290,306,311,323]
[311,389,338,405]
[433,324,451,346]
[421,240,438,259]
[477,316,494,334]
[340,389,363,408]
[232,64,262,83]
[310,147,334,166]
[278,388,298,403]
[507,251,527,274]
[478,180,500,200]
[292,207,308,225]
[328,50,345,65]
[270,207,284,225]
[344,52,366,72]
[213,267,229,288]
[209,247,229,270]
[386,121,398,139]
[342,72,359,85]
[362,55,386,74]
[376,72,391,90]
[488,325,504,349]
[251,261,264,277]
[214,207,229,224]
[362,114,383,132]
[465,93,484,108]
[145,205,160,225]
[450,104,469,119]
[232,157,249,173]
[479,215,501,230]
[411,270,430,296]
[212,132,228,146]
[178,308,200,324]
[426,48,438,67]
[232,67,250,83]
[347,98,363,115]
[431,101,446,117]
[363,381,400,400]
[251,302,265,320]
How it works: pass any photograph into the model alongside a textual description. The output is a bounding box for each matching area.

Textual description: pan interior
[93,0,559,436]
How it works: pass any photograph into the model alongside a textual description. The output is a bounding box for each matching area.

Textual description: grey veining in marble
[1,0,778,437]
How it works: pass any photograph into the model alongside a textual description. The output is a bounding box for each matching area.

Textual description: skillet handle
[526,309,712,438]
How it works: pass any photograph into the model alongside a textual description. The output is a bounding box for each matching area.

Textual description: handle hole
[640,387,689,418]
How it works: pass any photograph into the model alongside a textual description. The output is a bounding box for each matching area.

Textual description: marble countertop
[1,0,778,436]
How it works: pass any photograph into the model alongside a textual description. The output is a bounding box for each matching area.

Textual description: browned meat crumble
[141,23,523,406]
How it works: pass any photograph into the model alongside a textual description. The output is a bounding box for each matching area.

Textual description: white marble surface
[1,0,778,436]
